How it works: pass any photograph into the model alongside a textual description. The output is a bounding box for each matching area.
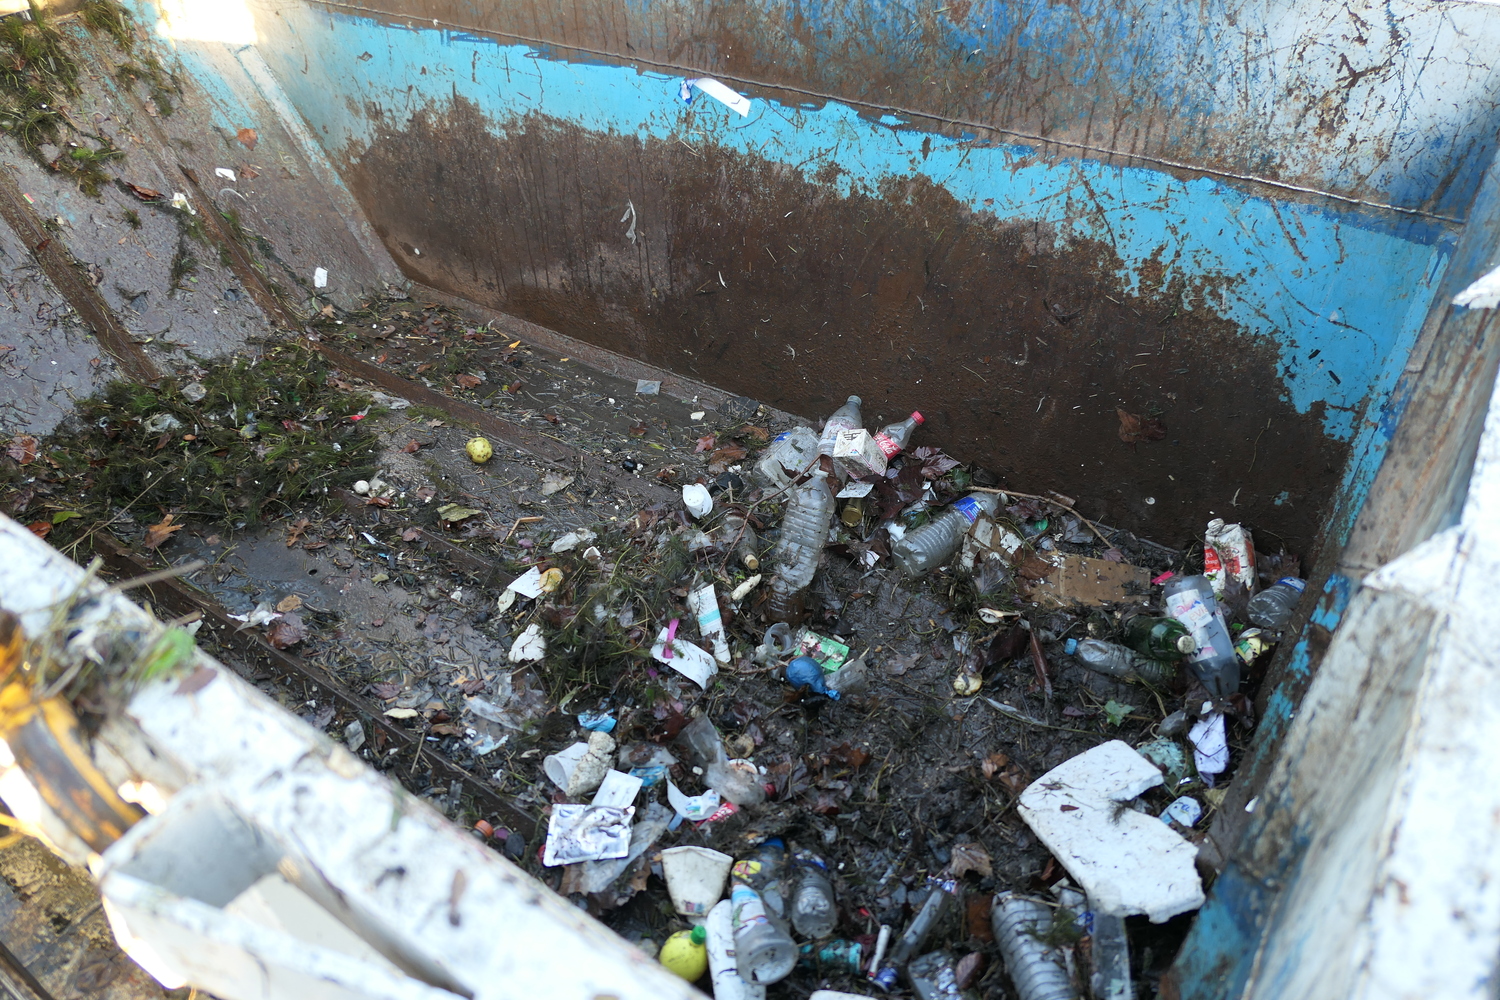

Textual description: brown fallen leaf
[1117,407,1166,445]
[6,435,36,465]
[401,439,421,453]
[143,514,183,549]
[266,612,306,649]
[124,182,161,201]
[175,666,218,696]
[956,952,987,990]
[27,521,51,538]
[455,373,482,390]
[827,742,871,769]
[370,682,400,700]
[981,752,1010,779]
[694,434,716,453]
[402,527,422,542]
[947,841,993,879]
[628,422,647,437]
[285,517,311,547]
[275,595,303,613]
[236,126,257,149]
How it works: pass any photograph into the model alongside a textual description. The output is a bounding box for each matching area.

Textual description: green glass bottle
[1123,615,1197,659]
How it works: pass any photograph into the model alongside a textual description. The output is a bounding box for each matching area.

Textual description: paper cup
[661,845,734,918]
[544,742,590,790]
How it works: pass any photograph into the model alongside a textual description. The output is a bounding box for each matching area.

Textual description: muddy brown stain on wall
[343,99,1342,554]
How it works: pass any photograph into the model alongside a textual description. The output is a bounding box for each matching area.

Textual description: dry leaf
[455,373,482,390]
[401,527,422,542]
[236,127,258,149]
[1117,407,1166,445]
[628,422,647,437]
[947,841,993,879]
[371,682,400,700]
[285,517,311,547]
[27,521,50,538]
[124,182,161,201]
[539,473,574,496]
[144,514,183,549]
[6,435,36,465]
[275,595,303,613]
[401,439,421,453]
[266,612,306,649]
[694,434,716,453]
[981,752,1010,779]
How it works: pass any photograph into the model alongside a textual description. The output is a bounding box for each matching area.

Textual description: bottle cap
[1176,634,1197,654]
[910,411,924,424]
[847,394,862,405]
[690,925,707,945]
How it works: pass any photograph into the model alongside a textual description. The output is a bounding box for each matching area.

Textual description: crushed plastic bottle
[679,715,766,806]
[721,513,761,570]
[817,395,863,459]
[891,493,1000,577]
[874,411,924,459]
[790,849,838,939]
[730,884,798,984]
[873,879,959,988]
[991,892,1077,1000]
[767,469,836,622]
[1121,614,1196,658]
[1073,639,1179,686]
[1163,574,1240,697]
[1245,576,1306,629]
[754,425,820,489]
[732,838,789,920]
[909,951,977,1000]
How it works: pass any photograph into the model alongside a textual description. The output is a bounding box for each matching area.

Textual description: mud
[343,98,1341,557]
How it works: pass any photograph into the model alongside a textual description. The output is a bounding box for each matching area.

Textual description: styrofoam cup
[543,742,590,790]
[660,845,734,918]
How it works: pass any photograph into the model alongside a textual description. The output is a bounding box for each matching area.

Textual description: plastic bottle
[730,885,798,984]
[891,493,1000,577]
[707,898,767,1000]
[1245,577,1306,629]
[887,880,956,967]
[660,925,709,981]
[1162,575,1240,697]
[826,651,869,696]
[1090,910,1131,1000]
[680,715,766,805]
[909,951,976,1000]
[732,839,789,920]
[873,411,924,459]
[817,395,863,458]
[767,470,836,622]
[1121,614,1196,659]
[720,514,761,570]
[754,425,820,488]
[991,892,1077,1000]
[1073,639,1179,687]
[790,849,838,938]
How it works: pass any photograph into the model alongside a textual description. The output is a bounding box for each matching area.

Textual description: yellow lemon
[466,436,493,463]
[659,926,708,981]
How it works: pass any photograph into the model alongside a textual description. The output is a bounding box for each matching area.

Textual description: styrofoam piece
[1017,740,1204,922]
[1188,713,1229,779]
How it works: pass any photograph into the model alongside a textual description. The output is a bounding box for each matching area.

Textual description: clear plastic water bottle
[707,899,766,1000]
[817,395,863,458]
[1245,577,1306,629]
[732,839,788,920]
[767,470,836,622]
[730,885,798,984]
[721,513,760,570]
[891,493,1000,577]
[790,850,838,939]
[1074,639,1179,686]
[1162,574,1240,697]
[991,892,1076,1000]
[873,411,924,459]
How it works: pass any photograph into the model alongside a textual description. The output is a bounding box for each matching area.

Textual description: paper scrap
[837,480,876,498]
[680,77,752,116]
[592,769,644,808]
[314,266,328,288]
[508,623,546,663]
[508,567,544,598]
[651,628,718,687]
[542,804,634,866]
[1188,712,1229,780]
[667,781,721,822]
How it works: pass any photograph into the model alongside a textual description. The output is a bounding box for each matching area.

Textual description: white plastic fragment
[542,804,633,866]
[314,267,328,288]
[651,629,718,688]
[507,567,545,598]
[690,411,706,421]
[170,192,194,213]
[683,484,713,518]
[1188,712,1229,779]
[667,781,720,821]
[1453,264,1500,309]
[679,77,752,116]
[836,480,875,499]
[635,379,660,395]
[1017,739,1205,922]
[508,623,546,663]
[551,529,598,553]
[214,167,236,181]
[730,575,762,601]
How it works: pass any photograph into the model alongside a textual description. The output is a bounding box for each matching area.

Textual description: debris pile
[0,297,1314,999]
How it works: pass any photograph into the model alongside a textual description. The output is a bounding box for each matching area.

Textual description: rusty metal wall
[164,0,1500,560]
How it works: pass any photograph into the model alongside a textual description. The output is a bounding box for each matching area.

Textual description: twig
[501,515,544,544]
[1029,628,1053,699]
[982,697,1096,735]
[970,486,1114,548]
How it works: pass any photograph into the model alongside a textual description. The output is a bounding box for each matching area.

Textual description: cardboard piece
[1026,554,1150,607]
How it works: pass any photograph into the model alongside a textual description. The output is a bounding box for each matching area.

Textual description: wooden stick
[970,486,1114,548]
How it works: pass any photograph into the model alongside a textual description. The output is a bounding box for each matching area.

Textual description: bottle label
[730,885,769,933]
[1278,577,1306,592]
[1170,597,1212,629]
[953,496,983,523]
[874,431,902,458]
[772,431,791,444]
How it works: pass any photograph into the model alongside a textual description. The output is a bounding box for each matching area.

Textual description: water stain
[342,98,1344,555]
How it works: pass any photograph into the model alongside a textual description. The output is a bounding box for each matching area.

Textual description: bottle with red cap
[874,411,924,460]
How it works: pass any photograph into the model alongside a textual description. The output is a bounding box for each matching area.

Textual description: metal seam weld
[312,0,1464,226]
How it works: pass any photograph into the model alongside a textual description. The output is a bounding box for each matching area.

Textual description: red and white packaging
[1204,518,1256,595]
[832,428,887,479]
